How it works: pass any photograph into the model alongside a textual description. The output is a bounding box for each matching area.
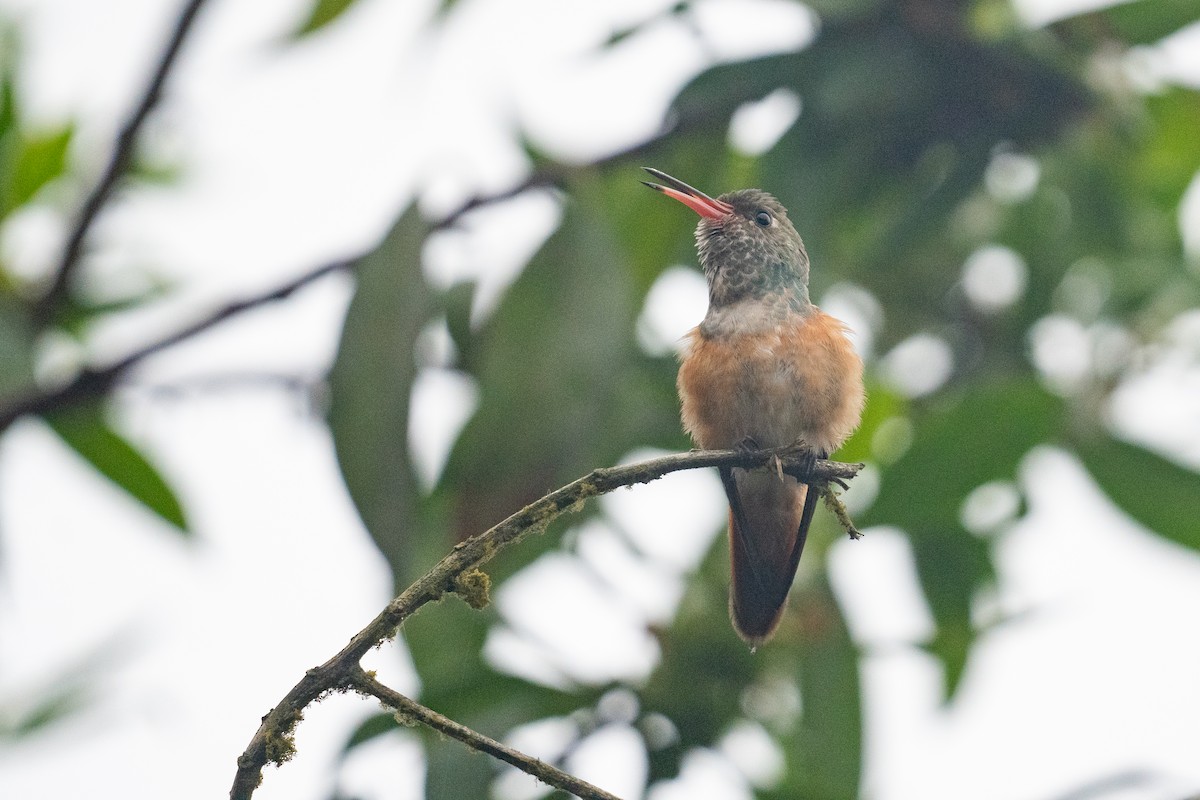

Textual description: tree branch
[0,259,350,432]
[348,668,624,800]
[431,108,722,231]
[32,0,212,328]
[229,444,863,800]
[11,44,727,429]
[128,371,315,399]
[5,119,701,431]
[432,170,565,231]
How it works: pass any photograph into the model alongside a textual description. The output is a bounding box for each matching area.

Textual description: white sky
[1,1,1199,799]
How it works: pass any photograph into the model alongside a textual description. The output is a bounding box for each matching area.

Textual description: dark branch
[32,0,212,328]
[229,444,863,799]
[430,109,721,231]
[1,107,704,430]
[128,371,315,399]
[432,171,565,231]
[14,48,724,428]
[348,669,625,800]
[0,259,350,432]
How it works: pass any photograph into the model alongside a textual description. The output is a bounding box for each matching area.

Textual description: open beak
[642,167,733,220]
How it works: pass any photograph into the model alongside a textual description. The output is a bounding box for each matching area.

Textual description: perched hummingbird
[643,167,865,646]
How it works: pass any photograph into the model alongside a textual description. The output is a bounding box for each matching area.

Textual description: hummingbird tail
[724,469,819,645]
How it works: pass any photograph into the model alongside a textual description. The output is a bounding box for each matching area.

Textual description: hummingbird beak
[642,167,733,220]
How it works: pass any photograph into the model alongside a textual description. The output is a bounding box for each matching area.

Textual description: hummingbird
[643,167,865,646]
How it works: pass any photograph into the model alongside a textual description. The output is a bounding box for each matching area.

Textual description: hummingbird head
[643,168,811,314]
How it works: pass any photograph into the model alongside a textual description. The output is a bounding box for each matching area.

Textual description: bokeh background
[1,0,1199,798]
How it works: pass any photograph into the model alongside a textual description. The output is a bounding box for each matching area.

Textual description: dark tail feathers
[723,468,820,645]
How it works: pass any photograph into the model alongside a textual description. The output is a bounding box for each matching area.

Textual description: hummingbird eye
[754,211,772,227]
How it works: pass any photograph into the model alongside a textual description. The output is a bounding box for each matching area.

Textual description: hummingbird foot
[794,444,818,483]
[732,436,787,481]
[780,443,829,484]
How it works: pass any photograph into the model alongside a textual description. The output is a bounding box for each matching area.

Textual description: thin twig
[3,115,676,425]
[229,444,862,799]
[0,259,351,431]
[431,109,722,231]
[432,171,565,231]
[33,0,213,328]
[348,668,624,800]
[128,371,315,400]
[14,59,722,427]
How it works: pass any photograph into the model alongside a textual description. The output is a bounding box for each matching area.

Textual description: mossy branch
[32,0,213,329]
[229,445,863,800]
[348,669,623,800]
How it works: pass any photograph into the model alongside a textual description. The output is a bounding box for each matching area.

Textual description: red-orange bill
[642,167,733,219]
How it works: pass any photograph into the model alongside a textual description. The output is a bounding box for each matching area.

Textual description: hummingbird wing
[720,466,815,645]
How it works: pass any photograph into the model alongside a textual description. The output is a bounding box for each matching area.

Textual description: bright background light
[1,1,1199,799]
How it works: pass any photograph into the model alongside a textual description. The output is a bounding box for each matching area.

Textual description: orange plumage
[678,312,863,643]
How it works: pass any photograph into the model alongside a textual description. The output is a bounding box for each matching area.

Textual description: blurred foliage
[45,403,188,532]
[0,27,187,533]
[438,184,684,544]
[2,0,1200,798]
[328,207,437,585]
[290,0,360,38]
[317,1,1200,797]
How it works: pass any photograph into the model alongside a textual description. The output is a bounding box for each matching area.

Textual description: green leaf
[864,380,1062,530]
[45,404,188,533]
[341,712,403,754]
[0,25,18,143]
[861,380,1062,698]
[909,527,993,696]
[0,632,134,738]
[4,124,73,214]
[835,381,907,464]
[290,0,360,38]
[1075,436,1200,552]
[612,141,731,293]
[1136,89,1200,208]
[440,280,475,370]
[56,280,174,338]
[0,687,86,738]
[641,548,863,797]
[440,178,681,545]
[0,299,35,397]
[641,541,760,760]
[0,635,120,739]
[327,205,436,586]
[1067,0,1200,46]
[773,572,861,800]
